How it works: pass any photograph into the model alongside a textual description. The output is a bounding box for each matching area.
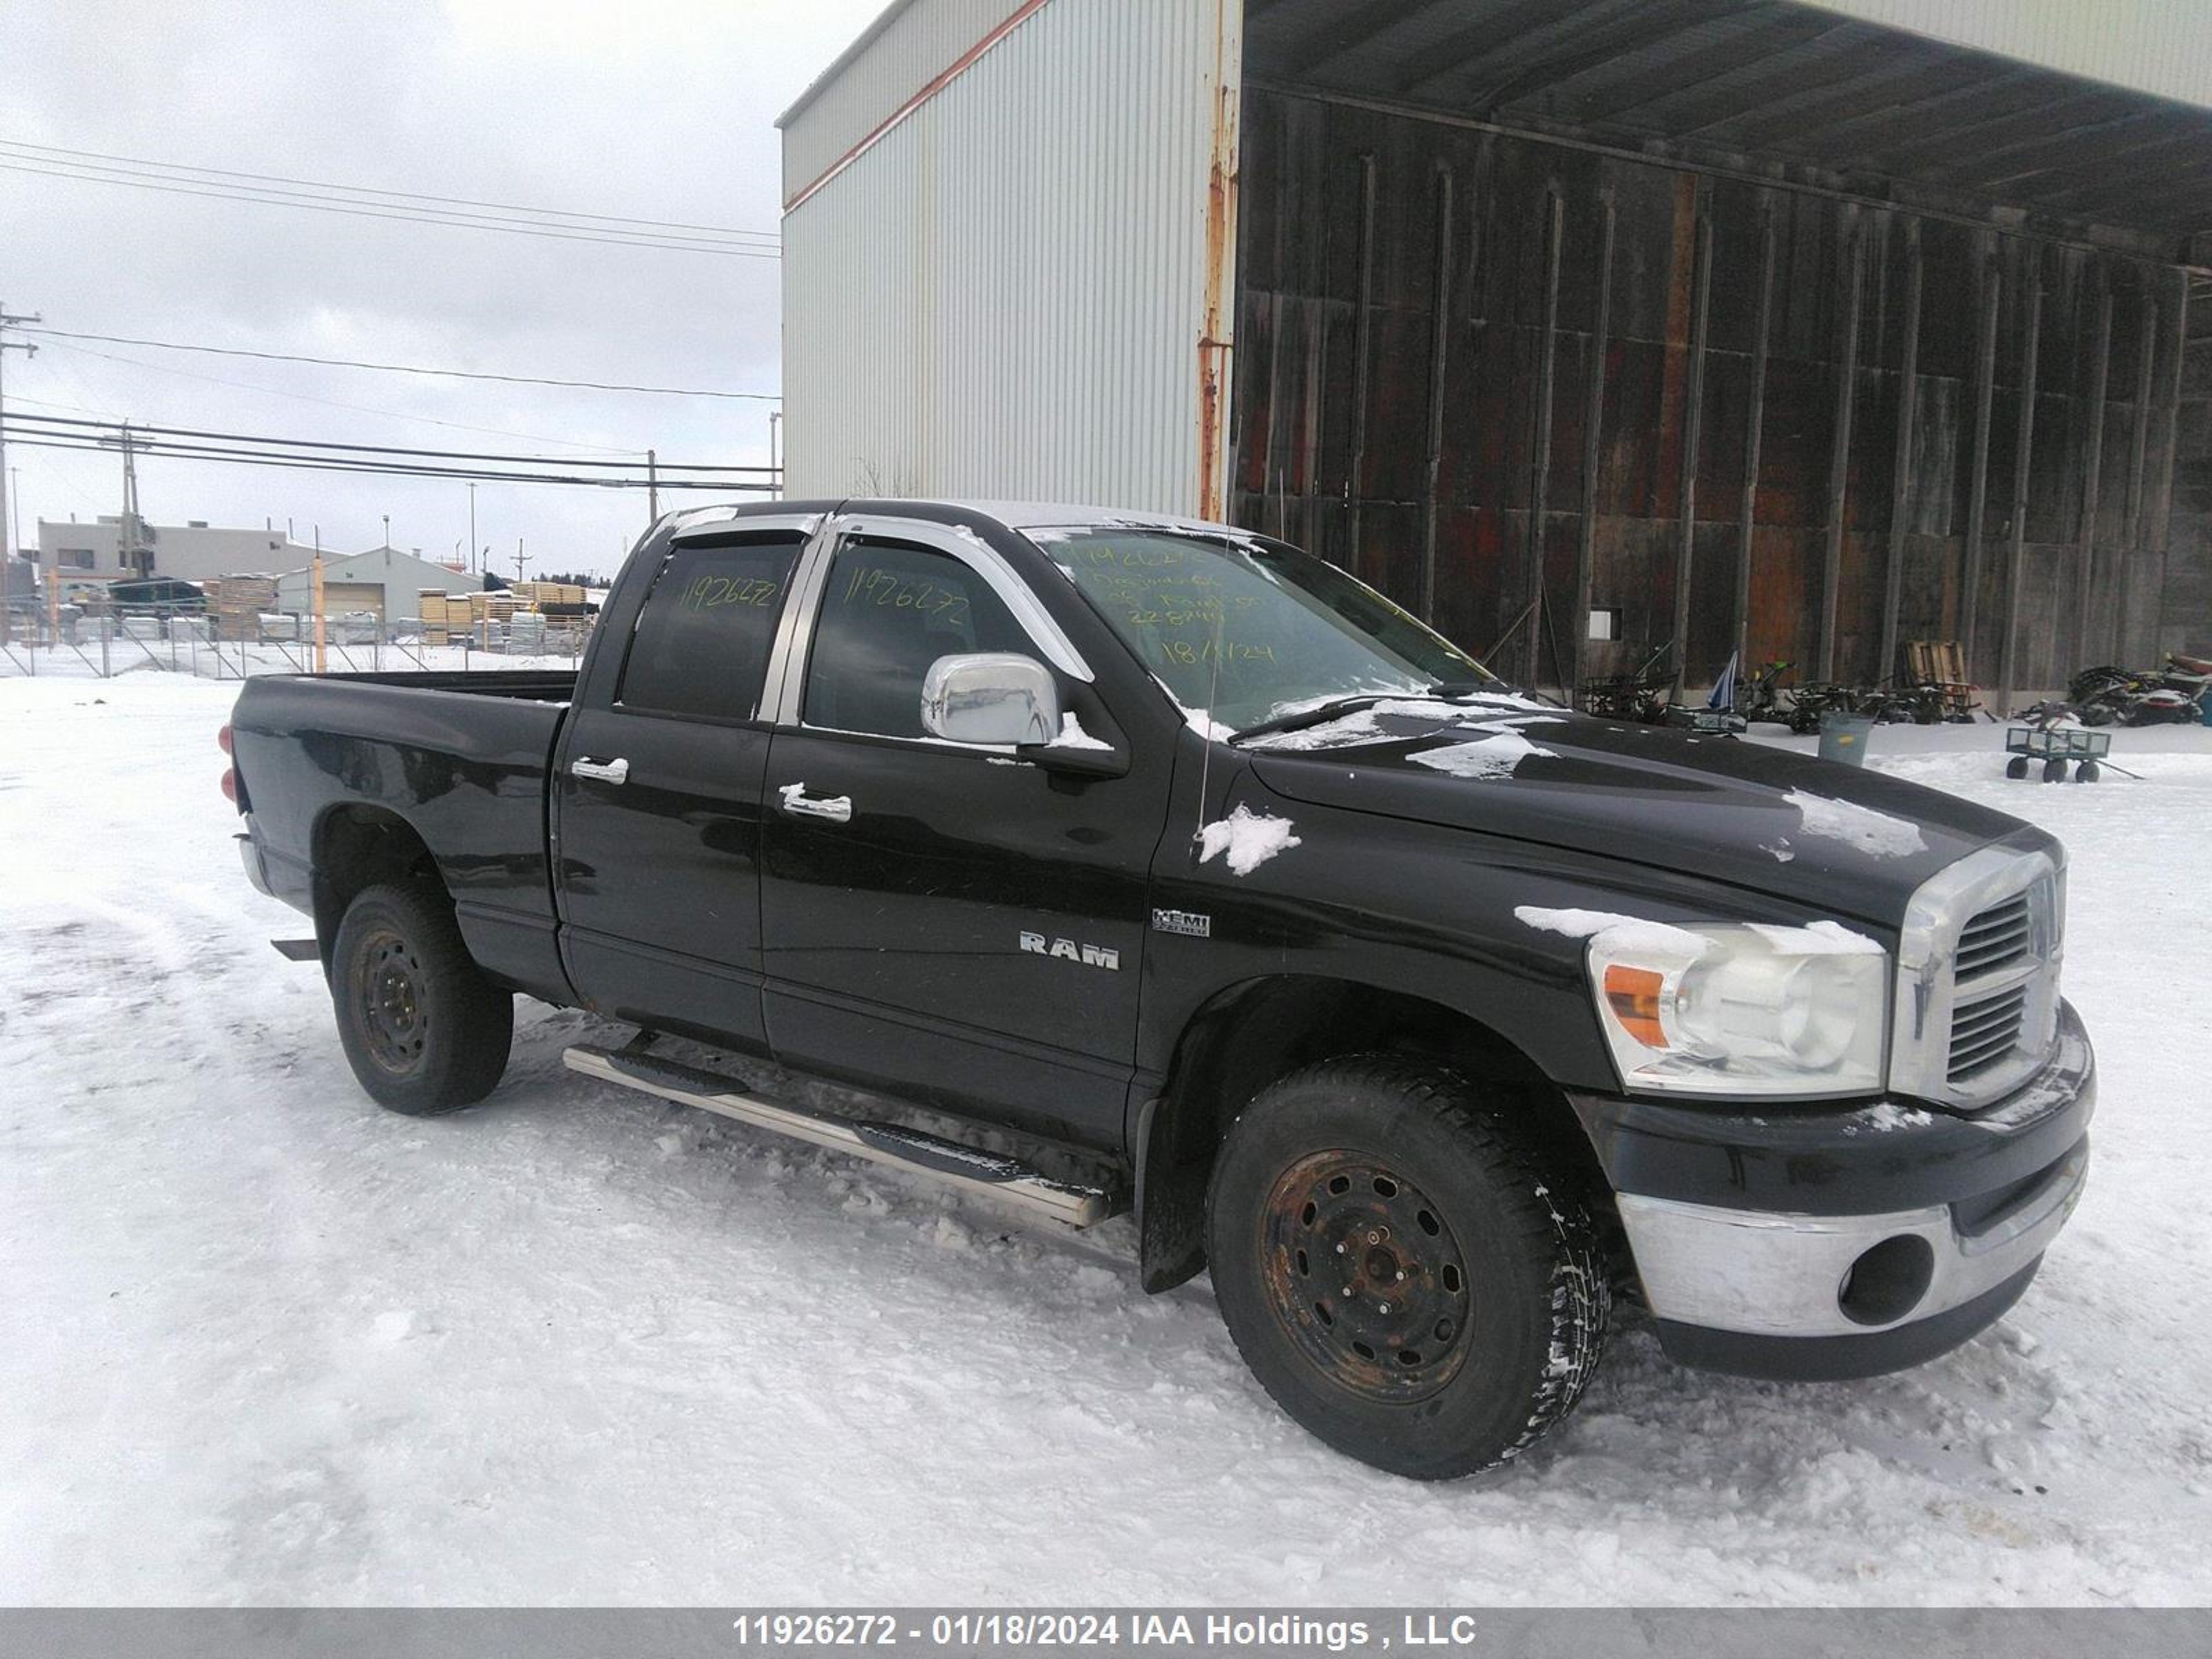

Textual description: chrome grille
[1891,847,2063,1109]
[1955,894,2032,977]
[1948,984,2027,1081]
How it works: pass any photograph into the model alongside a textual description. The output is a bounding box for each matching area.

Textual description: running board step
[562,1044,1120,1228]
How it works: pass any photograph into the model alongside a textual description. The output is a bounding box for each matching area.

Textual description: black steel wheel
[331,882,512,1115]
[2043,757,2069,783]
[2076,761,2101,783]
[2005,756,2030,780]
[1208,1056,1611,1480]
[1259,1152,1474,1403]
[355,927,431,1071]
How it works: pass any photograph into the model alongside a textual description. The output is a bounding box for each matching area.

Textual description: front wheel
[331,882,513,1114]
[1206,1056,1611,1480]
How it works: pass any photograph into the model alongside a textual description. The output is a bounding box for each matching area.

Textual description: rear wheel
[1206,1056,1610,1479]
[2075,761,2101,783]
[2005,756,2030,780]
[331,882,512,1114]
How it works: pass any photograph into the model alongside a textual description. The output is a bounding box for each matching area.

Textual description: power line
[21,326,780,402]
[35,337,644,451]
[0,150,774,254]
[6,411,774,472]
[0,138,781,243]
[1,433,770,494]
[0,158,780,258]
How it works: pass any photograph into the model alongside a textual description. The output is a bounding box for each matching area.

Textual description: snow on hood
[1514,906,1709,959]
[1408,729,1557,780]
[1196,805,1301,876]
[1248,706,2043,924]
[1783,787,1928,859]
[1517,908,1882,963]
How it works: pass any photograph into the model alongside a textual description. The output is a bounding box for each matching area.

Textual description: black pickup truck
[226,498,2093,1479]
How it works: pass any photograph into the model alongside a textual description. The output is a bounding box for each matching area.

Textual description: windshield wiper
[1227,693,1394,746]
[1425,678,1562,708]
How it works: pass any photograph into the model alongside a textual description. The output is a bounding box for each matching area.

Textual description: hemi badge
[1152,908,1212,939]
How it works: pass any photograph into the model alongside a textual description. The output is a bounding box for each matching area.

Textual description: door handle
[571,756,630,785]
[777,782,853,823]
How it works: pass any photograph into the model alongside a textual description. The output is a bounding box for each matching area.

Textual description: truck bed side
[230,671,575,1002]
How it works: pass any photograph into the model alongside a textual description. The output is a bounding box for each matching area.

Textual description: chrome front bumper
[1617,1137,2088,1340]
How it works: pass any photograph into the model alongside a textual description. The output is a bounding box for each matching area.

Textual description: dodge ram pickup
[226,498,2094,1479]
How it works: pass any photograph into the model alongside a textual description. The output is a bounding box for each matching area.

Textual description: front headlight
[1586,920,1888,1097]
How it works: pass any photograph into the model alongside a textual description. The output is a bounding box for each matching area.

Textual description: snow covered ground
[3,670,2210,1605]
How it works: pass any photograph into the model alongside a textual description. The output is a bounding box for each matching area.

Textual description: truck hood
[1244,702,2039,923]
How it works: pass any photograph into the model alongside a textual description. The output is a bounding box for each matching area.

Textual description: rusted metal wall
[1231,86,2202,697]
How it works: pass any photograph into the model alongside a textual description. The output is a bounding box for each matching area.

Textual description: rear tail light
[218,724,240,805]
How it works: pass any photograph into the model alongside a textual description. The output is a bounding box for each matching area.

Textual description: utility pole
[514,536,530,584]
[2,301,46,630]
[311,525,327,675]
[646,448,659,521]
[101,422,149,580]
[467,482,477,574]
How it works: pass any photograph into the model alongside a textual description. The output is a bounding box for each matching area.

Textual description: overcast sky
[1,0,885,577]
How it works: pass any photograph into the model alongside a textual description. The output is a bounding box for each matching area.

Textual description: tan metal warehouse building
[779,0,2212,707]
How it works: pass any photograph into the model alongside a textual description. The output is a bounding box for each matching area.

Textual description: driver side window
[803,538,1033,740]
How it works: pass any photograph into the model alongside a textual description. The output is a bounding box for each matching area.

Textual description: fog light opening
[1837,1235,1936,1327]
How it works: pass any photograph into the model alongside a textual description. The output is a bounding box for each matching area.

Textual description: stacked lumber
[509,581,587,608]
[419,589,452,646]
[210,574,279,641]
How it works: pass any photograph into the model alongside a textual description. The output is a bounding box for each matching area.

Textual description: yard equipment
[2005,722,2112,783]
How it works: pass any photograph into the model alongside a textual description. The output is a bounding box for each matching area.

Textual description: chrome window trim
[769,514,1095,738]
[756,518,841,727]
[1890,845,2063,1108]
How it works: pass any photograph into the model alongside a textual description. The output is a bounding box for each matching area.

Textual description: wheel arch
[1132,973,1609,1293]
[310,803,446,975]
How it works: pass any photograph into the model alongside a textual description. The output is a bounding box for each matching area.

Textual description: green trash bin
[1819,711,1875,766]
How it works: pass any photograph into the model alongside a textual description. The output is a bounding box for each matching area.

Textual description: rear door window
[617,536,803,722]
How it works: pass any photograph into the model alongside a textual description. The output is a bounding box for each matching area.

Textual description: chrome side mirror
[921,652,1060,747]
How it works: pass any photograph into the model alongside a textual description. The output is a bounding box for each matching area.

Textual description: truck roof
[660,498,1245,541]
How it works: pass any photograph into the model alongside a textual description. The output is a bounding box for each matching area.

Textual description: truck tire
[330,881,513,1115]
[1206,1056,1610,1479]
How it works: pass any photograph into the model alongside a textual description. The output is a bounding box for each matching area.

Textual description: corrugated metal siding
[782,0,1234,514]
[1234,85,2201,697]
[780,0,1018,207]
[1802,1,2212,112]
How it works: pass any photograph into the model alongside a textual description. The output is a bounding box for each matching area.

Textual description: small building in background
[271,545,484,628]
[36,517,317,585]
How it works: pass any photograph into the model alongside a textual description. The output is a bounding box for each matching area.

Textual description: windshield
[1035,529,1492,732]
